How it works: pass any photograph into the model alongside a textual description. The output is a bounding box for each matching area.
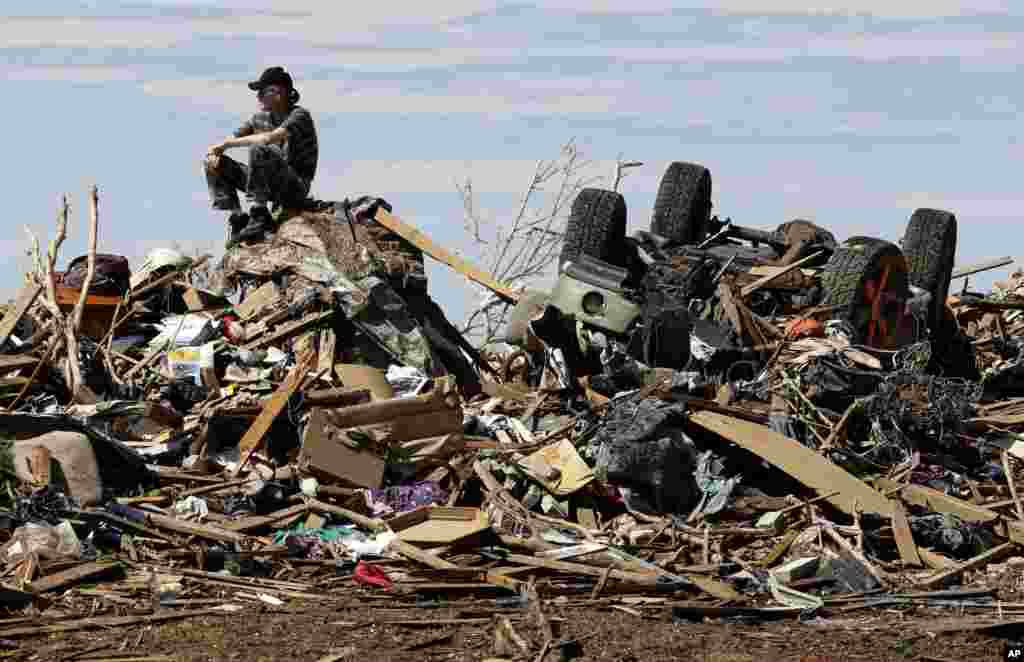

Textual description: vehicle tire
[559,188,627,269]
[901,208,957,335]
[820,238,909,348]
[650,162,712,245]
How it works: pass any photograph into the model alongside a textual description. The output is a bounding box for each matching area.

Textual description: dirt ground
[17,598,1021,662]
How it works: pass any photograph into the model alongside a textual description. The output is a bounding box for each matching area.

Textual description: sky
[4,1,1023,325]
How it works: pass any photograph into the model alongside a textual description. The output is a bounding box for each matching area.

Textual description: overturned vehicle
[508,161,968,391]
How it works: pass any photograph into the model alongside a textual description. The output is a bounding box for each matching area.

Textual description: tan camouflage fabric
[218,206,437,374]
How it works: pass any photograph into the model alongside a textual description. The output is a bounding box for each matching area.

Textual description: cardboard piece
[334,363,394,401]
[235,281,282,320]
[518,439,594,497]
[389,506,490,546]
[322,378,463,443]
[298,407,386,489]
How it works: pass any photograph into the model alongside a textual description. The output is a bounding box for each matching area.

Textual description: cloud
[535,0,1012,18]
[261,34,1024,75]
[0,3,497,49]
[150,0,500,27]
[142,78,629,115]
[4,66,140,82]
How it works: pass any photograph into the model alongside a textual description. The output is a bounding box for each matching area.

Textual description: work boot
[225,211,249,249]
[238,205,272,243]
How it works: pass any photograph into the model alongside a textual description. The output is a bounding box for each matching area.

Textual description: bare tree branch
[455,140,624,344]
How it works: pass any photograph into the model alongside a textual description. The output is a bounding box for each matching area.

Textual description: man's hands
[205,128,286,166]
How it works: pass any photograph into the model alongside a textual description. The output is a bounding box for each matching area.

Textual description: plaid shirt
[235,105,318,189]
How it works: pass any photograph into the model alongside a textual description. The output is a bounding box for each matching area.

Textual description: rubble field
[5,171,1024,662]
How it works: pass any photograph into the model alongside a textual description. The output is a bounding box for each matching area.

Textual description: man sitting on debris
[204,66,318,246]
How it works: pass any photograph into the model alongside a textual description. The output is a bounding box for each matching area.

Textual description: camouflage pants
[205,145,309,210]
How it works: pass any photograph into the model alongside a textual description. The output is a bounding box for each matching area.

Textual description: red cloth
[354,561,392,590]
[785,318,824,339]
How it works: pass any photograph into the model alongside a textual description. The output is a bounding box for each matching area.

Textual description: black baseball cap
[248,66,294,91]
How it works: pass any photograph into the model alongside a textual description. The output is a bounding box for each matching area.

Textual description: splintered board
[689,410,893,517]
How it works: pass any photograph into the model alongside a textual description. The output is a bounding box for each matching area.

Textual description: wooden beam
[232,352,316,475]
[502,553,660,586]
[690,410,893,517]
[241,310,334,351]
[388,539,461,570]
[28,561,121,593]
[305,498,385,531]
[221,504,309,532]
[917,542,1017,589]
[716,282,746,342]
[951,256,1014,280]
[374,209,520,304]
[891,500,923,568]
[877,479,997,523]
[317,328,336,377]
[741,250,824,298]
[144,512,250,545]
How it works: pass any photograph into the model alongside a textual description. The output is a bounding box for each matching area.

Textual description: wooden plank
[55,287,121,307]
[740,250,824,298]
[502,553,660,586]
[317,328,336,376]
[221,504,309,532]
[0,282,42,347]
[891,500,923,567]
[242,310,334,351]
[388,539,461,570]
[0,355,40,372]
[374,209,520,304]
[716,283,746,342]
[877,479,998,523]
[305,498,385,531]
[690,411,893,517]
[29,561,121,593]
[952,256,1014,280]
[232,352,316,475]
[144,512,250,544]
[917,542,1017,589]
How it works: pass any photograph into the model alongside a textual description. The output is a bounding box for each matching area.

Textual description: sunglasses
[257,87,284,99]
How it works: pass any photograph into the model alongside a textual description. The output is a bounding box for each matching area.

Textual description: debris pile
[5,167,1024,657]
